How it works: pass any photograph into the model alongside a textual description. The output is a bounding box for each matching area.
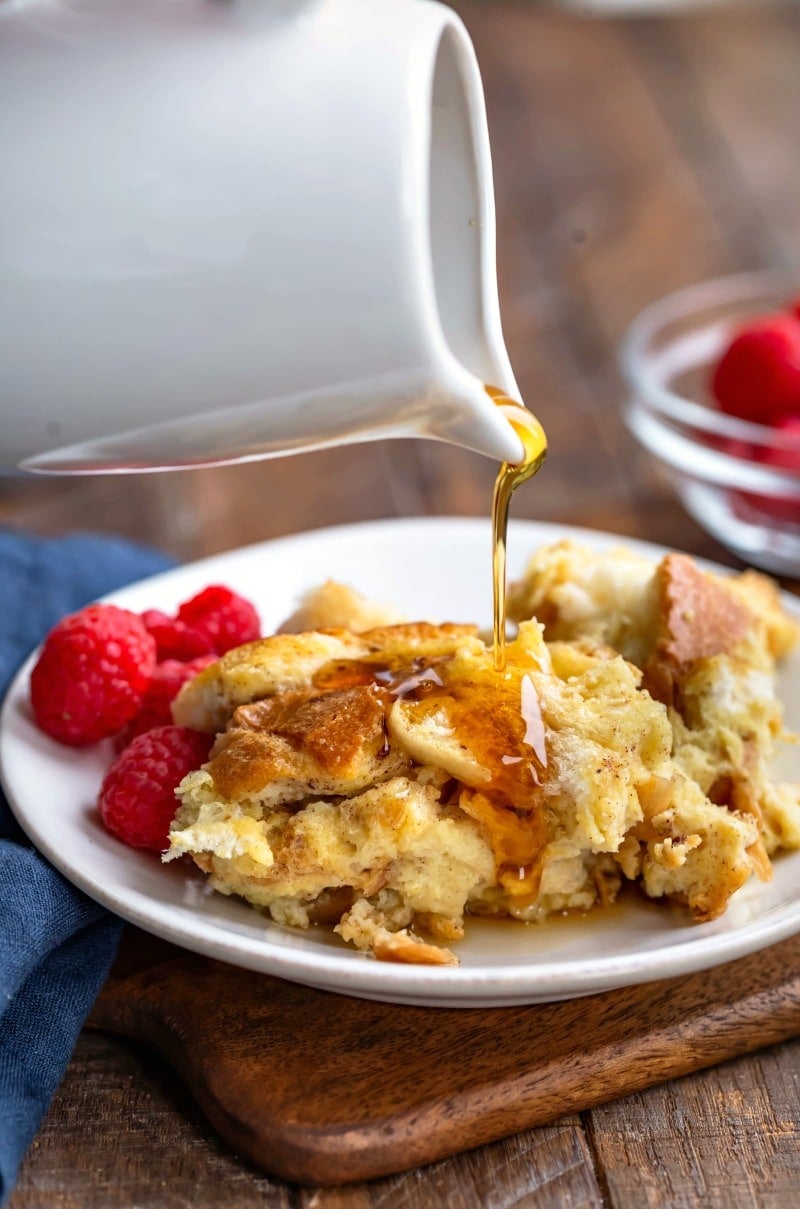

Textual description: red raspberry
[30,604,156,746]
[711,315,800,425]
[115,655,216,749]
[141,609,213,661]
[176,585,261,656]
[98,725,212,852]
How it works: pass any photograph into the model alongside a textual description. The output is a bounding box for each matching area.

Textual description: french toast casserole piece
[164,548,800,965]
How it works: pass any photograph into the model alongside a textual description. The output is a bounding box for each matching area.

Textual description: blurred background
[3,0,799,565]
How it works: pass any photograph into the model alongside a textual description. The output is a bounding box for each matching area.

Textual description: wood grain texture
[9,1031,293,1209]
[80,932,800,1186]
[292,1122,606,1209]
[6,5,800,1207]
[585,1043,800,1209]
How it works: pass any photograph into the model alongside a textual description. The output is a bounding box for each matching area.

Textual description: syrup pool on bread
[487,386,548,671]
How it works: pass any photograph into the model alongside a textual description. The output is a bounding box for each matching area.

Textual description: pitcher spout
[418,368,526,464]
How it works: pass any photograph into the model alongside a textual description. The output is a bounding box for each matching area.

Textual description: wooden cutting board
[89,929,800,1186]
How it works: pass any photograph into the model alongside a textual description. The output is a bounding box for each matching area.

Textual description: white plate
[2,517,799,1007]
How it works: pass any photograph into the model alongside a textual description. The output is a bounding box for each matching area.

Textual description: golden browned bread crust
[510,541,800,871]
[165,548,800,964]
[172,622,478,733]
[642,553,755,706]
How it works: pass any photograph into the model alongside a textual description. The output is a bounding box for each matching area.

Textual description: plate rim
[3,515,799,1006]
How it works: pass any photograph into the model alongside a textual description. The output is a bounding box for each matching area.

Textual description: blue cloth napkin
[0,530,174,1205]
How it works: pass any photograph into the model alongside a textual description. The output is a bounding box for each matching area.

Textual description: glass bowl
[620,272,800,576]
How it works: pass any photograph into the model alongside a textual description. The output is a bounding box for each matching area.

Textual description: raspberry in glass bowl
[621,273,800,575]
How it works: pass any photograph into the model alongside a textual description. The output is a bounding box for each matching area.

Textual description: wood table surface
[4,4,800,1207]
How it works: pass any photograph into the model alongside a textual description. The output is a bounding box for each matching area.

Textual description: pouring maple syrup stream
[294,391,548,901]
[487,386,548,671]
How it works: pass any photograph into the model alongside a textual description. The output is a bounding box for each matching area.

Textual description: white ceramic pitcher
[0,0,525,473]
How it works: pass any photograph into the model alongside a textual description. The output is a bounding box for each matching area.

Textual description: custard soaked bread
[166,546,800,964]
[509,543,800,858]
